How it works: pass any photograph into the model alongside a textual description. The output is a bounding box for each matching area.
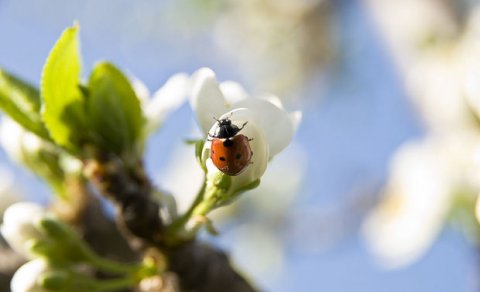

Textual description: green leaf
[187,138,207,172]
[87,62,144,154]
[41,25,87,153]
[0,69,51,139]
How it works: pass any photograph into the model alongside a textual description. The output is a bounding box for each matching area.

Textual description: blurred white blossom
[131,73,190,135]
[213,0,332,95]
[1,202,46,259]
[365,0,458,72]
[0,118,45,165]
[363,2,480,268]
[363,132,480,268]
[10,259,50,292]
[0,167,20,218]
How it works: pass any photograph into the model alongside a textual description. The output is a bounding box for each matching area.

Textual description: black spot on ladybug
[219,157,226,161]
[223,139,233,147]
[235,153,242,159]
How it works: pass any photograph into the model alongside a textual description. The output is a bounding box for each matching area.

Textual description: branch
[166,242,256,292]
[84,153,256,291]
[53,176,140,264]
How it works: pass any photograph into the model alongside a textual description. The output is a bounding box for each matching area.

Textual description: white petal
[0,118,25,164]
[362,139,453,268]
[219,81,249,106]
[204,108,269,189]
[290,111,303,133]
[129,75,151,104]
[258,93,284,109]
[22,132,43,155]
[233,98,296,158]
[1,202,46,259]
[11,259,50,292]
[0,167,19,216]
[145,73,189,132]
[189,68,229,134]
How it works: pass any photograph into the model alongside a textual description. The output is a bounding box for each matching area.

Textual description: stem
[87,255,141,275]
[191,194,218,217]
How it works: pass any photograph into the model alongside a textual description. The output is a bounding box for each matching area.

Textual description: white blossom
[362,132,480,268]
[189,68,300,189]
[0,167,20,217]
[1,202,46,259]
[10,259,51,292]
[0,118,44,165]
[131,74,190,134]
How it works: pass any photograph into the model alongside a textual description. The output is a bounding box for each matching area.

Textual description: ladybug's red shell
[210,134,253,176]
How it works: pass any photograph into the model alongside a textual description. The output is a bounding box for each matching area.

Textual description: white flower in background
[0,118,45,165]
[189,68,301,190]
[459,11,480,124]
[1,202,46,259]
[361,1,480,269]
[406,53,475,132]
[365,0,457,73]
[362,132,480,268]
[10,259,51,292]
[212,0,332,95]
[130,73,190,134]
[0,167,20,217]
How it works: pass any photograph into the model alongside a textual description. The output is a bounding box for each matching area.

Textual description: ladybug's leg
[238,121,248,131]
[207,132,215,141]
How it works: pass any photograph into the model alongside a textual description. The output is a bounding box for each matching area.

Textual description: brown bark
[85,153,256,292]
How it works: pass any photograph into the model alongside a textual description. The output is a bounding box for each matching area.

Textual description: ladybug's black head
[210,117,246,139]
[217,118,232,127]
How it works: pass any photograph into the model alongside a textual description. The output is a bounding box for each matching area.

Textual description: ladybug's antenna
[213,117,221,124]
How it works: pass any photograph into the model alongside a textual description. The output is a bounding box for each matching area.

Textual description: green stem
[87,255,141,275]
[191,193,218,217]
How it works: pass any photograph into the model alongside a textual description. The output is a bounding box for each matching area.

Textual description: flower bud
[203,109,269,192]
[189,68,300,211]
[11,259,51,292]
[1,202,46,259]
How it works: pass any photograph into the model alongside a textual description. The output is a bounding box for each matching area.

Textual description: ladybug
[208,117,253,176]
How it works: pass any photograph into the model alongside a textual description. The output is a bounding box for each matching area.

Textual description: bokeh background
[0,0,478,291]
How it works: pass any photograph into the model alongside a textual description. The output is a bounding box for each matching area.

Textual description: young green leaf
[87,62,144,154]
[0,69,50,140]
[41,25,87,153]
[194,139,206,172]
